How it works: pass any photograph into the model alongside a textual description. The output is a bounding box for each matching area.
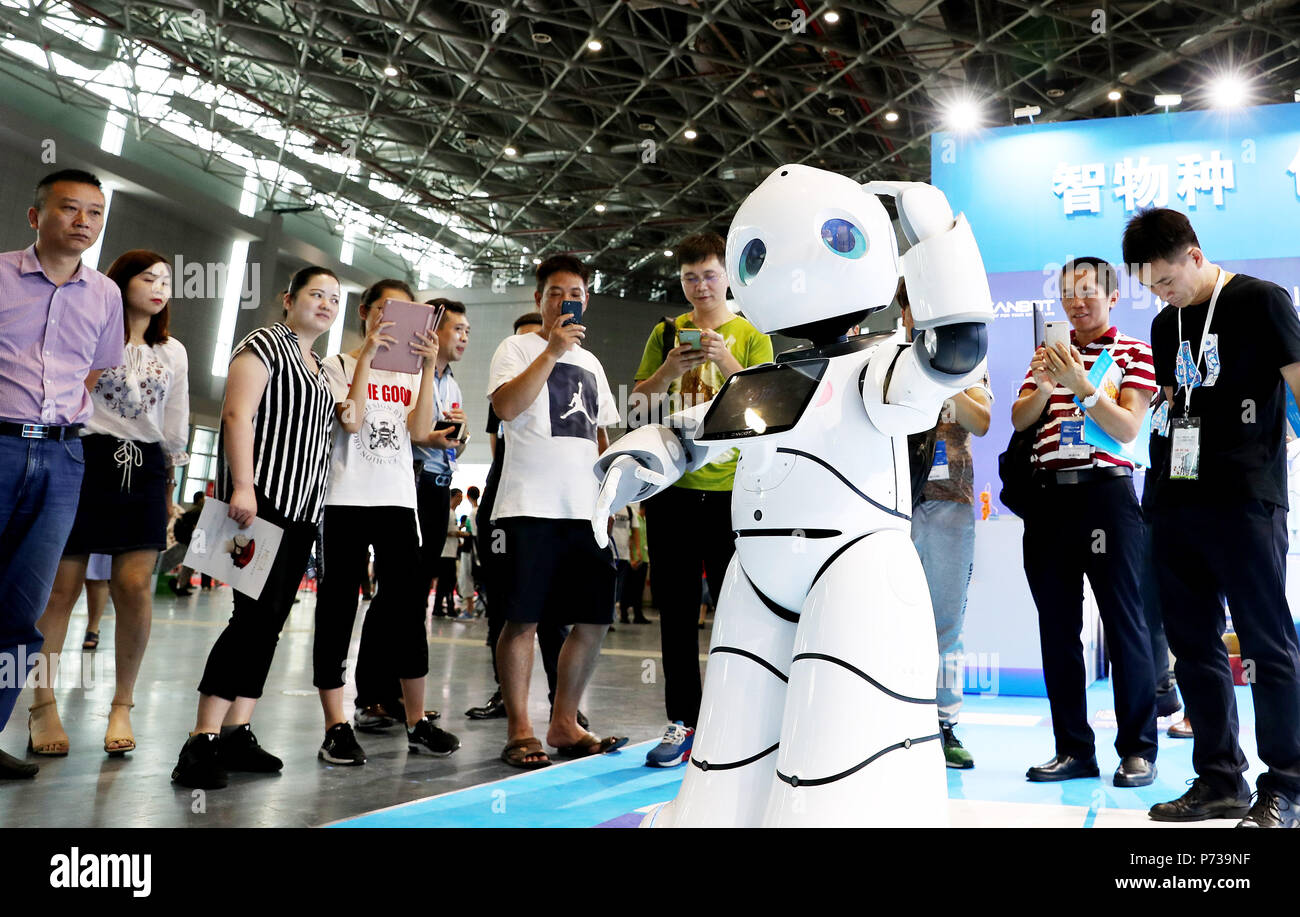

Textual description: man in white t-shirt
[488,255,625,769]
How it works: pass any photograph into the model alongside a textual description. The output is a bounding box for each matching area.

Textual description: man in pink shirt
[0,169,123,778]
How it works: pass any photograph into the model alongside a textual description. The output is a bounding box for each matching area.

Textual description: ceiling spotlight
[683,128,698,140]
[532,257,542,265]
[884,110,899,122]
[594,202,607,212]
[824,10,841,24]
[587,38,603,52]
[827,104,846,116]
[637,119,656,131]
[1208,73,1248,108]
[503,145,518,156]
[772,18,793,30]
[1107,89,1123,102]
[664,249,674,257]
[1153,93,1182,108]
[382,64,398,77]
[531,31,552,44]
[335,223,344,231]
[943,97,982,132]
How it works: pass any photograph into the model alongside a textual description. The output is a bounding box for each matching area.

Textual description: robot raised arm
[860,181,993,436]
[590,400,733,547]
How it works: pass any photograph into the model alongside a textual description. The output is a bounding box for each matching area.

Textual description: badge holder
[1169,417,1201,480]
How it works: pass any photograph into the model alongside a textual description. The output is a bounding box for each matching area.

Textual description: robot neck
[776,329,893,363]
[775,310,872,348]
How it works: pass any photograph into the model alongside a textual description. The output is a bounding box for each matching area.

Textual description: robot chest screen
[696,358,828,441]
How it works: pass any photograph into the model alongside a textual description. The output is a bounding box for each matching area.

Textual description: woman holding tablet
[171,266,340,790]
[313,280,461,765]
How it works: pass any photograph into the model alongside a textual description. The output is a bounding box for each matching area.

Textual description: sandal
[28,700,70,756]
[104,702,135,757]
[501,737,551,770]
[82,630,99,650]
[551,733,629,759]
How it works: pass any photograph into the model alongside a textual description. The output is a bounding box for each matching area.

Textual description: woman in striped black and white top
[171,265,340,791]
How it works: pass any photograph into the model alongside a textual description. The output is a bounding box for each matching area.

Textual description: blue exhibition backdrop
[930,102,1300,513]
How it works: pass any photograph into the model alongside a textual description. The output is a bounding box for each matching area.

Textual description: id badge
[928,439,950,481]
[1170,417,1201,480]
[1058,419,1089,459]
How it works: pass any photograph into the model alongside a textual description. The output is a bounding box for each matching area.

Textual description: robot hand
[591,457,668,548]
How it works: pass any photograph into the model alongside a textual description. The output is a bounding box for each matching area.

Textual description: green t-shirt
[634,312,774,490]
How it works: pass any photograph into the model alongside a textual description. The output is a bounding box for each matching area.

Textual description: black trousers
[432,556,457,615]
[1153,500,1300,796]
[1022,476,1157,762]
[197,495,318,700]
[620,560,648,615]
[1138,521,1176,694]
[478,517,567,699]
[643,486,736,728]
[314,505,427,691]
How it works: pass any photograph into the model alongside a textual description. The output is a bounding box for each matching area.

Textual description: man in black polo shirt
[1125,207,1300,827]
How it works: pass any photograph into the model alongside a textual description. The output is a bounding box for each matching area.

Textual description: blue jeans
[911,499,976,724]
[0,435,84,730]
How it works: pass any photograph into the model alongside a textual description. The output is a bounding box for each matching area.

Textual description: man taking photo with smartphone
[630,231,773,768]
[1010,256,1159,790]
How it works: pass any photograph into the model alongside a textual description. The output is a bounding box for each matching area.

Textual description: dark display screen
[697,359,828,441]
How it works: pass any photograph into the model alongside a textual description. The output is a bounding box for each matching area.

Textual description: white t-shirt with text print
[322,353,419,509]
[487,331,618,521]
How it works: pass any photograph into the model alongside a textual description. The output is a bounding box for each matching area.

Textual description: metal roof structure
[2,0,1298,298]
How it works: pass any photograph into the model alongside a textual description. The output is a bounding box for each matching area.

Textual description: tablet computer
[369,299,442,374]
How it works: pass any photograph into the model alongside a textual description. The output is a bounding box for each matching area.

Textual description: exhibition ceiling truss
[1,0,1298,297]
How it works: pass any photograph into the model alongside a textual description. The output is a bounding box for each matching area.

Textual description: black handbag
[997,410,1049,519]
[906,427,938,510]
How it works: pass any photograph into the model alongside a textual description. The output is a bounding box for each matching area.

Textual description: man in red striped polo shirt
[1010,256,1159,788]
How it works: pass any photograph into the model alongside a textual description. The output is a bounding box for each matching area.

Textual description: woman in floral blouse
[28,249,189,758]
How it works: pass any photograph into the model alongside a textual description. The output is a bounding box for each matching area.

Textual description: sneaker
[219,724,283,772]
[645,721,694,768]
[940,722,974,769]
[318,722,367,766]
[1237,780,1300,828]
[172,733,228,789]
[465,690,506,719]
[354,703,400,732]
[407,716,461,757]
[1149,778,1251,822]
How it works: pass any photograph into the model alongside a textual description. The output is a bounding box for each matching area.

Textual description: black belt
[1037,466,1132,485]
[420,469,452,487]
[0,422,83,441]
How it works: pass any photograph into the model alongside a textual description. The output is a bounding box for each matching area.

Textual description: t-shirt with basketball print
[487,331,619,521]
[1017,326,1157,471]
[322,352,419,509]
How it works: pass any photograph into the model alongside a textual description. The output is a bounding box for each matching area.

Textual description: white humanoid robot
[591,164,993,828]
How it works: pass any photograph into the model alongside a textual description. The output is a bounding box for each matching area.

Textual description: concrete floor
[0,585,687,828]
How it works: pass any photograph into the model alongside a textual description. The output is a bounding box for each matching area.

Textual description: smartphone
[434,420,465,441]
[678,329,702,349]
[369,299,443,374]
[1043,321,1070,352]
[561,299,583,326]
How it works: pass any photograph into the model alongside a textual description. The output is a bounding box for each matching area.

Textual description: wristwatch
[1081,388,1103,410]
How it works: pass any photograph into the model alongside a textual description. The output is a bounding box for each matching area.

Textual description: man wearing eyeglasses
[630,231,773,768]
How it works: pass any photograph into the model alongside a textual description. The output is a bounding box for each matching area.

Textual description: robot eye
[820,219,867,259]
[738,238,766,285]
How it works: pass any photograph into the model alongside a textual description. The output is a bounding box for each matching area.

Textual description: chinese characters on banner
[1052,150,1238,215]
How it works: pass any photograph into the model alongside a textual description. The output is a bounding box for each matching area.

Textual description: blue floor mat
[327,680,1261,828]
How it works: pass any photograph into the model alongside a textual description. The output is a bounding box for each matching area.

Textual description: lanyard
[1175,267,1227,416]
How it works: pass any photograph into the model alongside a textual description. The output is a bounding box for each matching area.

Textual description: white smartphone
[1043,321,1070,351]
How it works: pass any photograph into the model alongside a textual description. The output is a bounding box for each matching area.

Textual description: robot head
[726,164,900,340]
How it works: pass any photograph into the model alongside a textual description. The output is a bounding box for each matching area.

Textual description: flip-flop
[552,734,629,759]
[501,737,551,769]
[82,630,99,650]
